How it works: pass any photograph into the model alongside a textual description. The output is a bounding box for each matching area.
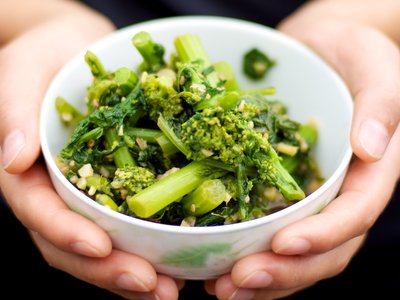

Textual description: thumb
[0,34,45,173]
[338,28,400,162]
[280,20,400,162]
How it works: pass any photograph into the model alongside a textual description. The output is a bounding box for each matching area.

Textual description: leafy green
[55,31,323,227]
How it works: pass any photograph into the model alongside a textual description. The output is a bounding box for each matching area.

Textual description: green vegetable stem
[127,161,227,218]
[133,31,166,72]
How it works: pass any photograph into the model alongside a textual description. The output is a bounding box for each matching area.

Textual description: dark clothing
[81,0,306,29]
[2,0,400,298]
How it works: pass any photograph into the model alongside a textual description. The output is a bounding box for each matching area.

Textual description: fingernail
[116,273,152,292]
[70,241,104,257]
[228,288,256,300]
[275,237,310,255]
[1,129,25,169]
[240,270,273,288]
[359,119,389,159]
[141,293,161,300]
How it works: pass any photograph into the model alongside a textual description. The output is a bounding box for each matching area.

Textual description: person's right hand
[0,1,181,299]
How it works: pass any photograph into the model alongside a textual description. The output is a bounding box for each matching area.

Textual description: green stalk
[174,34,220,88]
[260,148,305,201]
[86,175,112,196]
[212,61,276,96]
[127,161,227,218]
[157,115,190,157]
[105,128,136,168]
[77,127,103,144]
[236,164,251,220]
[125,127,162,143]
[114,67,138,95]
[213,61,240,91]
[124,127,179,156]
[298,123,318,148]
[194,91,239,111]
[154,133,179,156]
[84,50,107,78]
[55,96,85,125]
[181,179,227,216]
[238,87,276,96]
[281,154,300,174]
[96,194,118,211]
[132,31,165,72]
[273,161,305,200]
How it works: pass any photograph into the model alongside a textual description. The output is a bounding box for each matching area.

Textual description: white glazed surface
[40,16,353,279]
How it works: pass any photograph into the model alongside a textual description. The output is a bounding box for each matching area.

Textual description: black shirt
[81,0,306,29]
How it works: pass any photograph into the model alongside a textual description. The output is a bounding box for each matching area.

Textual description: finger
[31,232,165,298]
[216,235,364,300]
[216,274,309,300]
[0,160,112,257]
[0,36,45,172]
[215,274,256,300]
[151,275,180,300]
[109,275,180,300]
[175,279,186,290]
[0,13,114,173]
[271,125,400,256]
[204,279,217,295]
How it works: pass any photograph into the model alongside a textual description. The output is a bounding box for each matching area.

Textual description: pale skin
[0,0,399,300]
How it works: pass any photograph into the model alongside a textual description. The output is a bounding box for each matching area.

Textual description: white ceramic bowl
[40,16,353,280]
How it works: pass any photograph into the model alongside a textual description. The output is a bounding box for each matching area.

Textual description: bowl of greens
[40,16,353,279]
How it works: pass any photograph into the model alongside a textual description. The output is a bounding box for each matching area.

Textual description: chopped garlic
[181,216,196,227]
[76,177,87,190]
[78,163,94,178]
[276,142,299,157]
[200,149,214,157]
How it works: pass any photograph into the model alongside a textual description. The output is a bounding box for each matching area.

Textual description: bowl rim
[40,15,353,235]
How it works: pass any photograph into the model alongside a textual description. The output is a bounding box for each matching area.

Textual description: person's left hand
[207,16,400,300]
[0,3,183,298]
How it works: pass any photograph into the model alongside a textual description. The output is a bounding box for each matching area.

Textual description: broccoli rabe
[112,166,156,195]
[140,73,183,121]
[179,104,304,201]
[56,31,323,227]
[181,179,228,217]
[133,31,166,73]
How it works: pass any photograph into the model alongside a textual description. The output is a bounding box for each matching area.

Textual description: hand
[0,5,181,300]
[208,17,400,300]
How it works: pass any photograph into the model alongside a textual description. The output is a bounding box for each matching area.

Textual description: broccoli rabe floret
[180,107,249,163]
[84,51,139,111]
[179,105,305,200]
[140,73,183,121]
[111,166,156,195]
[174,34,220,86]
[175,62,210,105]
